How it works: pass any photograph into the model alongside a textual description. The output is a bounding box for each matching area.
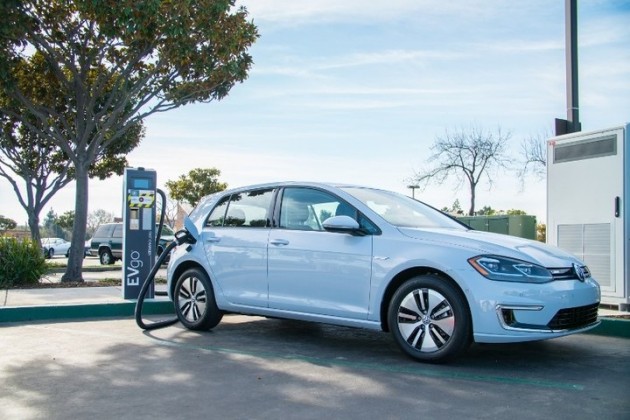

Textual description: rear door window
[112,224,123,238]
[205,189,275,228]
[224,189,274,228]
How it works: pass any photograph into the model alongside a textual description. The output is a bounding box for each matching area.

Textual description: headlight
[468,255,553,283]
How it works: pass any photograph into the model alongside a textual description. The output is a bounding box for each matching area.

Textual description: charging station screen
[133,178,151,189]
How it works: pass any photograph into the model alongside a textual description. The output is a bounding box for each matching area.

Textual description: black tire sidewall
[388,275,471,363]
[174,268,223,331]
[99,249,113,265]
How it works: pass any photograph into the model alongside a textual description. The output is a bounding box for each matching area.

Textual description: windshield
[342,187,467,230]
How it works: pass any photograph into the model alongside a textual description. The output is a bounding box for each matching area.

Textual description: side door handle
[270,239,289,246]
[205,237,221,243]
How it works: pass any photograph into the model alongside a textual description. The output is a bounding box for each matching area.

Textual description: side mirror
[322,215,362,234]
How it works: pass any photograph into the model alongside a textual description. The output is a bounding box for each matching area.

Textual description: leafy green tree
[166,168,228,207]
[537,223,546,242]
[506,209,527,216]
[0,1,258,281]
[440,199,464,215]
[476,206,496,216]
[412,126,511,216]
[57,211,74,231]
[0,215,17,233]
[42,208,63,238]
[451,199,463,215]
[0,52,143,249]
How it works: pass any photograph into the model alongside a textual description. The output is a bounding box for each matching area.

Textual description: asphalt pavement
[1,256,629,419]
[1,315,629,420]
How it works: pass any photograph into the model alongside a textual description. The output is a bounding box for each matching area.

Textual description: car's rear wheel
[47,248,54,259]
[388,274,471,363]
[174,268,223,331]
[99,248,114,265]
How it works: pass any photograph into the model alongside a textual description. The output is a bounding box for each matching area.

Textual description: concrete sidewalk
[1,285,169,307]
[0,262,173,325]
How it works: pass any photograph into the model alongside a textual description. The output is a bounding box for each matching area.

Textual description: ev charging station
[122,167,157,300]
[547,123,629,310]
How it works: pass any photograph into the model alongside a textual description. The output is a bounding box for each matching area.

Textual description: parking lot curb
[46,265,121,274]
[586,317,630,339]
[0,302,627,339]
[0,301,174,324]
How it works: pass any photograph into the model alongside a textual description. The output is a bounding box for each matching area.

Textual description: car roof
[201,181,373,199]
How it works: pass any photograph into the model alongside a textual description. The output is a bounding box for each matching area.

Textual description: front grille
[549,266,591,280]
[547,303,599,330]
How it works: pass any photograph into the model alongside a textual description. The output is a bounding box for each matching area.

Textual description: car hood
[398,227,583,268]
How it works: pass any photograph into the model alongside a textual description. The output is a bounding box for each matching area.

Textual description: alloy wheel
[396,288,455,353]
[177,275,208,322]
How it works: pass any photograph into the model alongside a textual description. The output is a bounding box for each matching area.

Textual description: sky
[1,0,629,226]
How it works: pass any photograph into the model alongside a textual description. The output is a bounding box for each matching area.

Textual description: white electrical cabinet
[547,123,629,310]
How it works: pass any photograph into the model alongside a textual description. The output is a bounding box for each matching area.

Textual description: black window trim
[273,186,381,235]
[204,188,277,229]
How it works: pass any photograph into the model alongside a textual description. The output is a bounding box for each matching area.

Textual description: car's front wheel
[47,248,54,259]
[387,275,471,363]
[174,268,223,331]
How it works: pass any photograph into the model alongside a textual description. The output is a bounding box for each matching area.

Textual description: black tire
[387,275,471,363]
[99,248,114,265]
[174,268,223,331]
[48,248,54,259]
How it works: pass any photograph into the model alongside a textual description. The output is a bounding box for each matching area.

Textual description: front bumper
[495,302,599,332]
[468,274,601,343]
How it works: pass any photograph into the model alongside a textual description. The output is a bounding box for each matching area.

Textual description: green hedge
[0,237,47,288]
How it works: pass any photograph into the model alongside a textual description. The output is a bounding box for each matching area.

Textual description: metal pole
[407,185,419,199]
[566,0,580,132]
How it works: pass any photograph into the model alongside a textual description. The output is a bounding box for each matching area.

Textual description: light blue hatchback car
[167,182,601,363]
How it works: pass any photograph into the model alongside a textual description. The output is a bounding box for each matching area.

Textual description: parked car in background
[84,239,93,257]
[90,222,174,265]
[41,237,72,259]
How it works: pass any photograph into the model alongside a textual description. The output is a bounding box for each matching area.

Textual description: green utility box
[456,215,537,240]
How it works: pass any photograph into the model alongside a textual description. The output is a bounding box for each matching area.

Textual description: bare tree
[518,132,549,179]
[86,209,115,237]
[412,126,512,216]
[156,194,179,229]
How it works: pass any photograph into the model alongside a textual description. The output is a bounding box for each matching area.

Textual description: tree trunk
[62,166,89,282]
[27,211,42,251]
[468,184,476,216]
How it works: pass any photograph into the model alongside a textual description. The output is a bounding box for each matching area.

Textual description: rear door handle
[270,239,289,246]
[206,237,221,243]
[615,196,621,218]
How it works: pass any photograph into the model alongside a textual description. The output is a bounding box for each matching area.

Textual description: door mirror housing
[322,215,362,234]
